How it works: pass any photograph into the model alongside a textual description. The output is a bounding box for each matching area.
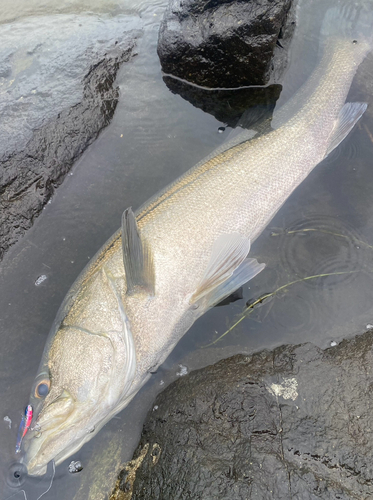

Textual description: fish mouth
[22,435,51,476]
[22,456,48,477]
[23,425,90,476]
[22,380,138,475]
[22,404,95,477]
[23,396,132,475]
[22,399,115,476]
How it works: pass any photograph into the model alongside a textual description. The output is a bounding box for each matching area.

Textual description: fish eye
[34,379,51,398]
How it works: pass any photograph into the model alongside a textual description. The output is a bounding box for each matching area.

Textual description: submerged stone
[157,0,295,88]
[112,330,373,499]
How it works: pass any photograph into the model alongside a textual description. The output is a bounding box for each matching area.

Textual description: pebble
[35,275,47,286]
[68,461,83,474]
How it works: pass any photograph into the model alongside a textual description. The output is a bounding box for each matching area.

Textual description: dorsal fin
[121,208,154,295]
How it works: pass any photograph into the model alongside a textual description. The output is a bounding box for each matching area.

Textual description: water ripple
[273,214,370,287]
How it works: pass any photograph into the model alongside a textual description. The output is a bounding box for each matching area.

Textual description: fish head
[22,324,133,475]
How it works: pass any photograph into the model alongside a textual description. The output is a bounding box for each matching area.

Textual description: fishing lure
[15,405,33,454]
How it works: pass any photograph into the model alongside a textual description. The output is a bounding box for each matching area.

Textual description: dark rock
[157,0,295,88]
[163,76,282,127]
[0,36,137,261]
[113,330,373,499]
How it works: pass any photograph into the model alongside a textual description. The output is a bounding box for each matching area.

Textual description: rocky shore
[112,330,373,499]
[0,19,138,260]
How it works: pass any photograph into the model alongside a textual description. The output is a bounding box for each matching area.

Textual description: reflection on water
[1,0,373,498]
[162,77,282,128]
[276,215,370,286]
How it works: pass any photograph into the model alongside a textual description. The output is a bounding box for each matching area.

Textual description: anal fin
[325,102,367,157]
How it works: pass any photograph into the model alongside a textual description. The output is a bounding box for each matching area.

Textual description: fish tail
[321,4,373,47]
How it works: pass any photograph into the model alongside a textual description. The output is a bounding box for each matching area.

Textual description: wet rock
[157,0,295,88]
[113,330,373,499]
[0,15,139,260]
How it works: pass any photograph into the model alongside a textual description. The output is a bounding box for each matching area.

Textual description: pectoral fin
[121,208,154,295]
[325,102,367,157]
[190,233,265,309]
[199,258,265,310]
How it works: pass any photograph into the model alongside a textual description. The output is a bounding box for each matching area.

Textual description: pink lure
[15,405,33,454]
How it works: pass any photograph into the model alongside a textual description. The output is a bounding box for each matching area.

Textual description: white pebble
[330,341,337,347]
[68,460,83,473]
[367,324,373,330]
[35,275,47,286]
[153,405,159,411]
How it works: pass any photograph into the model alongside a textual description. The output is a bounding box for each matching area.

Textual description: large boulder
[111,330,373,499]
[157,0,295,88]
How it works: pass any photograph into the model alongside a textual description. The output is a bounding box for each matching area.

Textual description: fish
[22,5,372,476]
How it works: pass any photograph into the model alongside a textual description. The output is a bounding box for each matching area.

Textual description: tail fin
[321,4,373,46]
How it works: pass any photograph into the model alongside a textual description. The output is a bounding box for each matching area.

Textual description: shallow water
[1,0,373,498]
[0,12,141,159]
